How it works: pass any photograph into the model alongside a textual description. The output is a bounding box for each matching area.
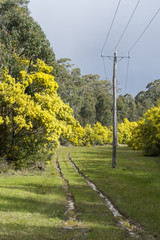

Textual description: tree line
[55,58,160,127]
[0,0,159,168]
[1,0,159,128]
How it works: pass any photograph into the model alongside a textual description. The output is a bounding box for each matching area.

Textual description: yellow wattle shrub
[0,60,78,161]
[118,118,137,144]
[129,103,160,156]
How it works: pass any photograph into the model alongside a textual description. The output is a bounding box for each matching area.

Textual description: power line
[101,0,122,56]
[125,6,160,92]
[124,53,130,91]
[129,7,160,54]
[102,57,107,79]
[115,0,141,49]
[124,5,160,92]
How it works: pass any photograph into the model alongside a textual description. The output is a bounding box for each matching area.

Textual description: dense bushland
[1,0,159,128]
[0,0,159,168]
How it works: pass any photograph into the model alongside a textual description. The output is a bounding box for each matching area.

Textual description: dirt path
[55,155,78,229]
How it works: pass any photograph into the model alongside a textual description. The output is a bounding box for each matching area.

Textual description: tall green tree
[135,79,160,117]
[117,94,137,122]
[0,0,55,77]
[95,80,112,126]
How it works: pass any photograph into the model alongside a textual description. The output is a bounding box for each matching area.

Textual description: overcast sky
[28,0,160,96]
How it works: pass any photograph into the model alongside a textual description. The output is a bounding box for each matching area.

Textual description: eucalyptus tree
[117,94,137,122]
[0,0,55,77]
[135,79,160,117]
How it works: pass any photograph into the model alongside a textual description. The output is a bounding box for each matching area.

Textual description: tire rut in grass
[68,153,144,239]
[55,155,78,229]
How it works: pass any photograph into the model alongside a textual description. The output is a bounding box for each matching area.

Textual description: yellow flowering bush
[68,123,85,146]
[118,119,137,144]
[0,60,77,163]
[93,122,111,145]
[83,124,94,146]
[128,103,160,156]
[0,116,4,125]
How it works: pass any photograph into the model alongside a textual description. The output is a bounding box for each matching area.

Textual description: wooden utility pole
[101,51,129,168]
[112,50,117,168]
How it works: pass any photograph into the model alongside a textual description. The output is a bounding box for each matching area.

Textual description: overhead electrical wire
[101,1,160,89]
[101,0,122,80]
[128,7,160,54]
[102,57,107,79]
[115,0,141,49]
[101,0,122,56]
[124,56,130,91]
[113,0,141,91]
[125,6,160,91]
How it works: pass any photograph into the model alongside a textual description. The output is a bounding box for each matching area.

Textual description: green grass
[0,145,159,239]
[57,148,131,240]
[0,160,67,240]
[66,145,160,239]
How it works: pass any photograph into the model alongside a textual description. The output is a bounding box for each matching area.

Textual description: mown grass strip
[57,147,133,240]
[68,145,160,240]
[68,152,142,238]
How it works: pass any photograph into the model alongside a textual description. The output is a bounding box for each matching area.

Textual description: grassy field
[57,148,131,240]
[0,145,159,239]
[0,160,67,240]
[66,145,160,239]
